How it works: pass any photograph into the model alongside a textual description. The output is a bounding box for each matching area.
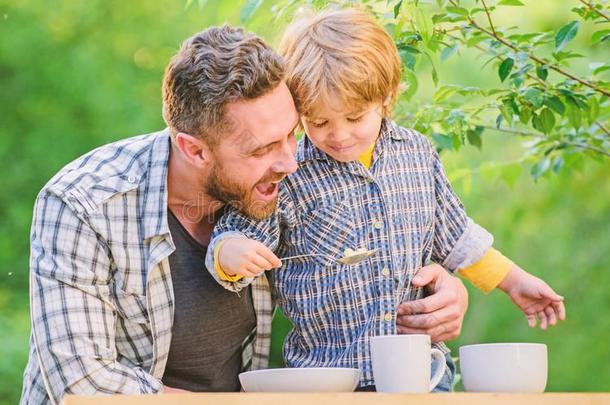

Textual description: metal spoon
[281,248,380,265]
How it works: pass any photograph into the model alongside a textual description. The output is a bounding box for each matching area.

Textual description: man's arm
[28,192,162,405]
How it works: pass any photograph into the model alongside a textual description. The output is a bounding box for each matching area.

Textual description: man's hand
[497,265,566,329]
[218,237,282,277]
[396,264,468,343]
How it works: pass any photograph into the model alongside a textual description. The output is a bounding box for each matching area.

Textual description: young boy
[205,8,565,391]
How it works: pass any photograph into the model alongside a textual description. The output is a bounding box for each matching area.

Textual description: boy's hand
[218,237,282,277]
[498,265,566,329]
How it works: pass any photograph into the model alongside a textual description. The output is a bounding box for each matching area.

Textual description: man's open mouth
[254,179,281,200]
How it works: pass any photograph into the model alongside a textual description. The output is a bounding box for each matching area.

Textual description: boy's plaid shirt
[20,130,273,405]
[208,119,493,387]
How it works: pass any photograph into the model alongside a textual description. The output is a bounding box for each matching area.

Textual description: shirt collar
[141,129,171,241]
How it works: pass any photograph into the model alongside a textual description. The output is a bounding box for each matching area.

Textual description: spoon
[281,248,380,265]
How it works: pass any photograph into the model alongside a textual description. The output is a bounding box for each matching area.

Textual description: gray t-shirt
[162,210,256,391]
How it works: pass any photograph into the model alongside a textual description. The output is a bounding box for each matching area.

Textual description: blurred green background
[1,0,608,403]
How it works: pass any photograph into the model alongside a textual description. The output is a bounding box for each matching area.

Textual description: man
[20,25,468,404]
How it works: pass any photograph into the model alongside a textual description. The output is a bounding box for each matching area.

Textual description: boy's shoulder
[384,119,435,153]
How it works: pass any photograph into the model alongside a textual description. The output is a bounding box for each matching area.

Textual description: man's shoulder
[39,129,170,215]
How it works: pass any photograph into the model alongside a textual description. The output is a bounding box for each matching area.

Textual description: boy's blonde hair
[278,7,401,118]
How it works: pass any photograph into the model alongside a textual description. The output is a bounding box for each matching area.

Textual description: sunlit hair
[278,7,401,118]
[162,25,285,146]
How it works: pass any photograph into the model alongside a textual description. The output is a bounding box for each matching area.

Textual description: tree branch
[448,0,610,98]
[578,0,610,22]
[481,0,497,36]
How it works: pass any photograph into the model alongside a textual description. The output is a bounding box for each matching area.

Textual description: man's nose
[271,144,298,174]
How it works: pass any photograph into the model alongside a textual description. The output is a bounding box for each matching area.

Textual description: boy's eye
[310,120,328,128]
[347,115,364,123]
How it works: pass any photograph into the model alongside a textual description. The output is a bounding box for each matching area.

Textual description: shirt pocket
[301,201,358,268]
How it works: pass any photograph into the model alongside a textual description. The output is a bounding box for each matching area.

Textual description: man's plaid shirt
[20,129,273,405]
[208,119,493,387]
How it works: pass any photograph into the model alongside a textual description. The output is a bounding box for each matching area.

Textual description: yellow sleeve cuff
[214,239,244,282]
[458,247,513,293]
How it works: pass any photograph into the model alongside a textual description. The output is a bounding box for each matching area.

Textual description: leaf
[432,133,454,150]
[240,0,263,22]
[403,69,418,100]
[433,85,458,103]
[543,96,565,115]
[519,106,532,124]
[446,6,469,17]
[531,158,551,181]
[400,50,417,71]
[523,88,544,108]
[592,29,610,45]
[499,0,524,5]
[394,0,403,18]
[431,65,439,86]
[588,97,600,124]
[441,44,459,62]
[536,66,548,81]
[466,126,483,149]
[532,112,544,133]
[555,20,579,52]
[539,108,556,133]
[500,100,514,124]
[498,58,514,82]
[566,103,582,130]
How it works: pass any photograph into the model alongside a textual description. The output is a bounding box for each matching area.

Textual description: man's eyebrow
[246,121,300,154]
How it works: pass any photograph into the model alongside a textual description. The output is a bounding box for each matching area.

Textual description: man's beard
[206,162,283,221]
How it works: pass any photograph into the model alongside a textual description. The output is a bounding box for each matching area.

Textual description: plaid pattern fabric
[20,129,273,405]
[208,119,492,387]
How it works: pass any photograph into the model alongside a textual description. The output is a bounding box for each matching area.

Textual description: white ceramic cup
[370,334,447,393]
[459,343,547,392]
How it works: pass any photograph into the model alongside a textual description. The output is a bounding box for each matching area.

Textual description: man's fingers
[411,264,443,287]
[396,306,458,329]
[397,322,460,343]
[397,290,452,315]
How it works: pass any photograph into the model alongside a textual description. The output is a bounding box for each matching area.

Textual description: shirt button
[382,267,390,276]
[127,175,137,184]
[383,313,392,322]
[373,220,384,229]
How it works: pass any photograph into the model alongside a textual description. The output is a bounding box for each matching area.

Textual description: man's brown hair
[162,25,285,145]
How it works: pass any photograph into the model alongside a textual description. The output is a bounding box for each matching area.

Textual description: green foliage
[262,0,610,181]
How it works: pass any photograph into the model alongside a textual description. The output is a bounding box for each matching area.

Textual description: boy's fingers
[545,306,557,326]
[527,314,537,328]
[254,244,282,268]
[537,311,548,330]
[553,300,566,321]
[250,254,273,271]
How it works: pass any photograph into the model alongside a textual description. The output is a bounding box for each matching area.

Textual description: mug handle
[428,348,447,392]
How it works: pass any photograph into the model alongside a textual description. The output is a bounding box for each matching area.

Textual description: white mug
[370,334,447,393]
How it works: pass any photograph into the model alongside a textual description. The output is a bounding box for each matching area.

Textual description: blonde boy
[206,8,565,391]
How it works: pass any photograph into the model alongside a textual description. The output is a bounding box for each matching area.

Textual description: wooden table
[62,393,610,405]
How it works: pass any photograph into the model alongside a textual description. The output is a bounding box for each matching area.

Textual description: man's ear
[174,132,212,167]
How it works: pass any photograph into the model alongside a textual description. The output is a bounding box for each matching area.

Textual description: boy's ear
[174,132,212,167]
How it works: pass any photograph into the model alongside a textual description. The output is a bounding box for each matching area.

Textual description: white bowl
[239,367,361,392]
[459,343,547,392]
